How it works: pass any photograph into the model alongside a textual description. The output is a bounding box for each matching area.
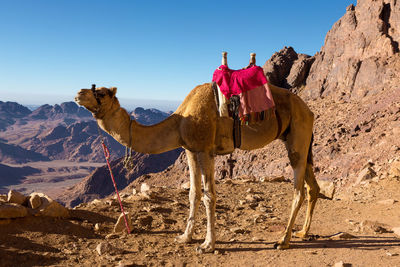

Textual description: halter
[91,84,102,106]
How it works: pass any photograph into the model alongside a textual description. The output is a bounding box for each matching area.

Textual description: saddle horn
[249,53,256,65]
[221,51,228,66]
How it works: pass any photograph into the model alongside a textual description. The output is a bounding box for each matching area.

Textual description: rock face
[303,1,400,100]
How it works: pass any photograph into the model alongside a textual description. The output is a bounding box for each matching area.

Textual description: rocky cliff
[304,0,399,100]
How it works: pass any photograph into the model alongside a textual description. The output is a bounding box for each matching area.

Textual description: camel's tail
[307,133,314,166]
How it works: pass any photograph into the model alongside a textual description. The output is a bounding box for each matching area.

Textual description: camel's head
[75,86,118,114]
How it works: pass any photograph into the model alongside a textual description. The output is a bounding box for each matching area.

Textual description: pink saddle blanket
[212,65,275,121]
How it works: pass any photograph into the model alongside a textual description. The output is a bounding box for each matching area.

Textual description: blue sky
[0,0,356,110]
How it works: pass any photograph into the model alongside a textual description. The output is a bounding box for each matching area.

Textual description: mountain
[0,101,32,131]
[0,141,50,164]
[131,107,171,125]
[0,163,41,190]
[28,101,92,121]
[57,148,183,207]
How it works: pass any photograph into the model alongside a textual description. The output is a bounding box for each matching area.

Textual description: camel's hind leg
[293,162,320,239]
[176,150,202,243]
[275,130,312,249]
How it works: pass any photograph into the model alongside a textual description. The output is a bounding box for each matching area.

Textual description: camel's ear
[109,87,117,97]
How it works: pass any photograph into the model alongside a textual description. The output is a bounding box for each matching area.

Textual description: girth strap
[229,95,241,148]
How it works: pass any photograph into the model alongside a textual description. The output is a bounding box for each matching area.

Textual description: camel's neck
[96,105,182,154]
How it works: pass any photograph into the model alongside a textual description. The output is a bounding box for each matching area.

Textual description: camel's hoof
[175,234,192,244]
[293,230,308,239]
[273,242,290,250]
[196,242,215,254]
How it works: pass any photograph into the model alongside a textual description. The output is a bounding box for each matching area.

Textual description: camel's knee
[203,190,216,206]
[305,166,320,199]
[189,187,201,202]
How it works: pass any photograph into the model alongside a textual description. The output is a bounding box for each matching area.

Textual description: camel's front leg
[176,151,202,244]
[196,152,216,253]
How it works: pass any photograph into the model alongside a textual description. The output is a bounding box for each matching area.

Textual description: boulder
[262,47,313,91]
[317,179,336,199]
[361,220,391,234]
[0,194,6,202]
[0,203,28,219]
[354,167,377,185]
[389,160,400,177]
[7,190,27,205]
[28,193,42,209]
[392,227,400,237]
[140,183,151,193]
[34,193,69,218]
[96,242,115,256]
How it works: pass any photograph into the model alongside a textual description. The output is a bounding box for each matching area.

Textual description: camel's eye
[96,92,106,97]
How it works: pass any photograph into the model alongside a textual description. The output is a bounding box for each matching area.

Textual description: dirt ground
[1,175,400,267]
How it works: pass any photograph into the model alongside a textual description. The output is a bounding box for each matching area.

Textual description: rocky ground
[1,172,400,267]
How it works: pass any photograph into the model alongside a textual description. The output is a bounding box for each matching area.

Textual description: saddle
[212,52,276,148]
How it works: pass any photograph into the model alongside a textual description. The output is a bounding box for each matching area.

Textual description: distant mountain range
[0,101,171,164]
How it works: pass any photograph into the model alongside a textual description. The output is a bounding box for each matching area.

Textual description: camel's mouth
[74,90,90,106]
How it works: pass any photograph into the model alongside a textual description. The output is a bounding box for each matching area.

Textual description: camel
[74,66,320,253]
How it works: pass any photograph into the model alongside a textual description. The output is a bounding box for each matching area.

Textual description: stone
[0,203,28,218]
[334,261,352,267]
[0,195,7,202]
[90,199,102,205]
[28,193,42,209]
[7,190,27,205]
[389,161,400,177]
[138,215,153,228]
[140,183,151,193]
[96,242,115,256]
[330,232,357,240]
[132,188,137,195]
[94,223,101,231]
[113,212,133,233]
[386,252,399,257]
[180,181,190,190]
[230,227,247,234]
[392,227,400,237]
[361,220,391,234]
[377,199,398,205]
[105,233,119,240]
[355,167,377,185]
[318,179,336,199]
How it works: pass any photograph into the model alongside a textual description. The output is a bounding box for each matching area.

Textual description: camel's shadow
[207,235,400,253]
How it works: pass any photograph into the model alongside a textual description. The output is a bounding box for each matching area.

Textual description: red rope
[101,141,131,234]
